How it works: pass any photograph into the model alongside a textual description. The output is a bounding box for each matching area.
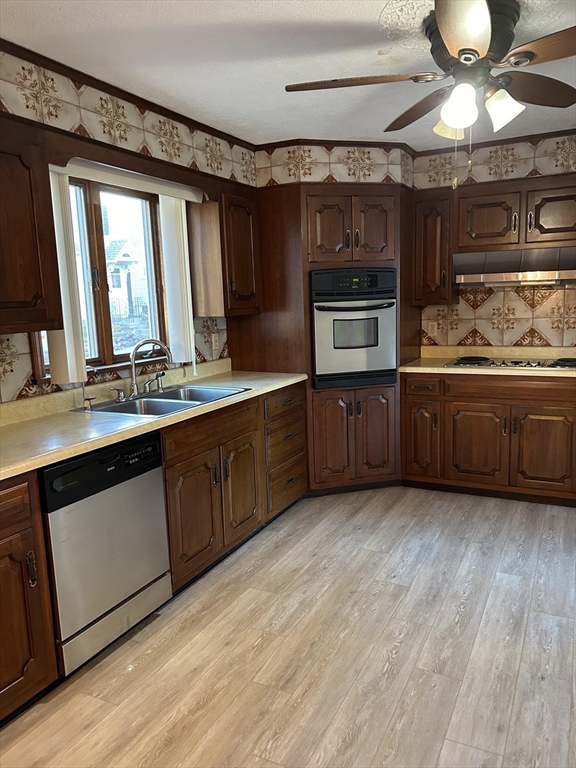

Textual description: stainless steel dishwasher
[41,433,171,675]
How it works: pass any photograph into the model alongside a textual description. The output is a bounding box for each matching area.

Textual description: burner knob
[500,361,508,366]
[525,361,533,367]
[536,361,543,367]
[489,361,496,366]
[511,360,522,366]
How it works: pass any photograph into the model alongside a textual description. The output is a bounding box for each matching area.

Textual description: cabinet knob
[512,212,518,234]
[512,416,518,435]
[354,229,360,250]
[282,432,294,441]
[282,398,293,406]
[223,458,230,481]
[345,229,351,251]
[502,416,508,436]
[213,464,220,486]
[284,476,296,486]
[357,399,362,417]
[527,210,534,233]
[349,400,354,418]
[441,271,446,289]
[432,412,438,431]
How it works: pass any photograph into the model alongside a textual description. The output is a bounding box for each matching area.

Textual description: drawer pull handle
[502,417,508,436]
[284,476,295,486]
[26,550,38,588]
[413,384,432,391]
[512,212,518,234]
[208,535,215,547]
[283,432,294,441]
[282,398,293,406]
[223,458,230,482]
[213,464,220,486]
[432,412,438,431]
[512,416,518,435]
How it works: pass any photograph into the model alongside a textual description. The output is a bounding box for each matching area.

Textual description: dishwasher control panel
[41,433,161,512]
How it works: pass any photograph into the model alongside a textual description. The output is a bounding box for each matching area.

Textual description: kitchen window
[39,159,203,384]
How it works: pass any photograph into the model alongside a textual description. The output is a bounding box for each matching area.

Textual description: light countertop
[399,358,576,377]
[0,372,307,481]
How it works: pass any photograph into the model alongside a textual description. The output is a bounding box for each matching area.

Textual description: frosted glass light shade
[485,88,526,132]
[433,119,465,140]
[440,83,479,129]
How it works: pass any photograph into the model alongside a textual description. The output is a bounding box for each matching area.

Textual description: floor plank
[371,668,460,768]
[438,740,503,768]
[503,611,573,768]
[446,572,532,756]
[497,502,545,579]
[531,511,576,618]
[309,618,430,768]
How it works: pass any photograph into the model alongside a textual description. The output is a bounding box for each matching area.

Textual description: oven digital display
[334,275,375,289]
[333,318,379,350]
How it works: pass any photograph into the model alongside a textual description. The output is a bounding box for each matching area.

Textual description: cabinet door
[221,431,261,546]
[355,387,396,479]
[525,186,576,244]
[0,118,62,332]
[165,447,224,590]
[458,193,521,248]
[221,193,260,314]
[307,196,353,262]
[444,402,510,486]
[312,390,355,485]
[0,475,57,720]
[413,194,452,304]
[352,196,395,261]
[510,406,575,493]
[402,400,441,479]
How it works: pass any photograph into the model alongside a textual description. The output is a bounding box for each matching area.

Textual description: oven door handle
[314,302,395,312]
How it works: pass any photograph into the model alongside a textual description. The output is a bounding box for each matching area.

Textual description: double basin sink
[83,385,250,418]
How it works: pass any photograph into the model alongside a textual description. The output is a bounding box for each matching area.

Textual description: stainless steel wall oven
[311,268,397,389]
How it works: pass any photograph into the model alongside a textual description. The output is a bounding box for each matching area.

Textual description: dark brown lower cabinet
[402,400,440,479]
[444,402,510,486]
[401,374,576,501]
[0,472,57,720]
[221,431,260,547]
[510,406,575,493]
[165,448,224,590]
[312,386,396,487]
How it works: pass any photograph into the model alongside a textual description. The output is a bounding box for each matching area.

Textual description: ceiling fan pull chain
[468,125,473,175]
[452,137,458,189]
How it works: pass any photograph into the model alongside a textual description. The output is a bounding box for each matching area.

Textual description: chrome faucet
[129,339,173,398]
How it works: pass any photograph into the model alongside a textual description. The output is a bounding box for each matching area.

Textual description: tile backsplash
[422,286,576,348]
[0,318,228,403]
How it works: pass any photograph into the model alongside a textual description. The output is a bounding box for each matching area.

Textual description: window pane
[99,190,160,356]
[69,185,99,360]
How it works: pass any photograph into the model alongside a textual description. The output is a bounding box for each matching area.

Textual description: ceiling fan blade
[285,73,442,92]
[500,71,576,108]
[499,26,576,66]
[435,0,491,60]
[384,86,453,132]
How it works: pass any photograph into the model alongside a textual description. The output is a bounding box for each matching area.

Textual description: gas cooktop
[443,356,576,369]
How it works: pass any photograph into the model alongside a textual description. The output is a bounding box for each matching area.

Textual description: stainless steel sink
[155,385,250,403]
[84,398,197,417]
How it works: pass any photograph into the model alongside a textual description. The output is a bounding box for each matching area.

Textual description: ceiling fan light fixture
[485,87,526,131]
[433,118,465,140]
[440,82,479,129]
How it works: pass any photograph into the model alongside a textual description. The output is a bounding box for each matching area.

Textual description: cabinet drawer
[404,377,441,396]
[265,411,306,468]
[267,452,307,518]
[0,479,31,537]
[443,375,575,405]
[264,384,305,421]
[163,399,258,463]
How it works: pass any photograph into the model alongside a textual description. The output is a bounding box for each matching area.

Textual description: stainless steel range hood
[454,247,576,286]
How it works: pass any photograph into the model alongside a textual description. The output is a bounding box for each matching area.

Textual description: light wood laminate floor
[1,487,575,768]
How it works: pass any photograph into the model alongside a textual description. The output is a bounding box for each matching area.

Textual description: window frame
[33,178,168,380]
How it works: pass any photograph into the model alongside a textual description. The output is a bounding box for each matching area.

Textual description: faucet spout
[129,338,173,398]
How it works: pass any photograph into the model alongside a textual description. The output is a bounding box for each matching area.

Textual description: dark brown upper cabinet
[0,117,63,333]
[413,190,453,305]
[456,175,575,251]
[221,192,261,315]
[307,194,394,263]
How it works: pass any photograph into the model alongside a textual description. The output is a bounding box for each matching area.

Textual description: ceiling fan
[285,0,576,136]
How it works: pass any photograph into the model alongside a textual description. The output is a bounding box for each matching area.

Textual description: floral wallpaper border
[1,51,574,192]
[0,318,228,402]
[422,286,576,348]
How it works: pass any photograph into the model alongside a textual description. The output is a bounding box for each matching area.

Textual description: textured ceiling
[1,0,575,151]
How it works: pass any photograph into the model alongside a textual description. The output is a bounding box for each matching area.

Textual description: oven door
[313,299,396,377]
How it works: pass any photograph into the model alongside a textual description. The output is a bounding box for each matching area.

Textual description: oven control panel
[311,268,396,296]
